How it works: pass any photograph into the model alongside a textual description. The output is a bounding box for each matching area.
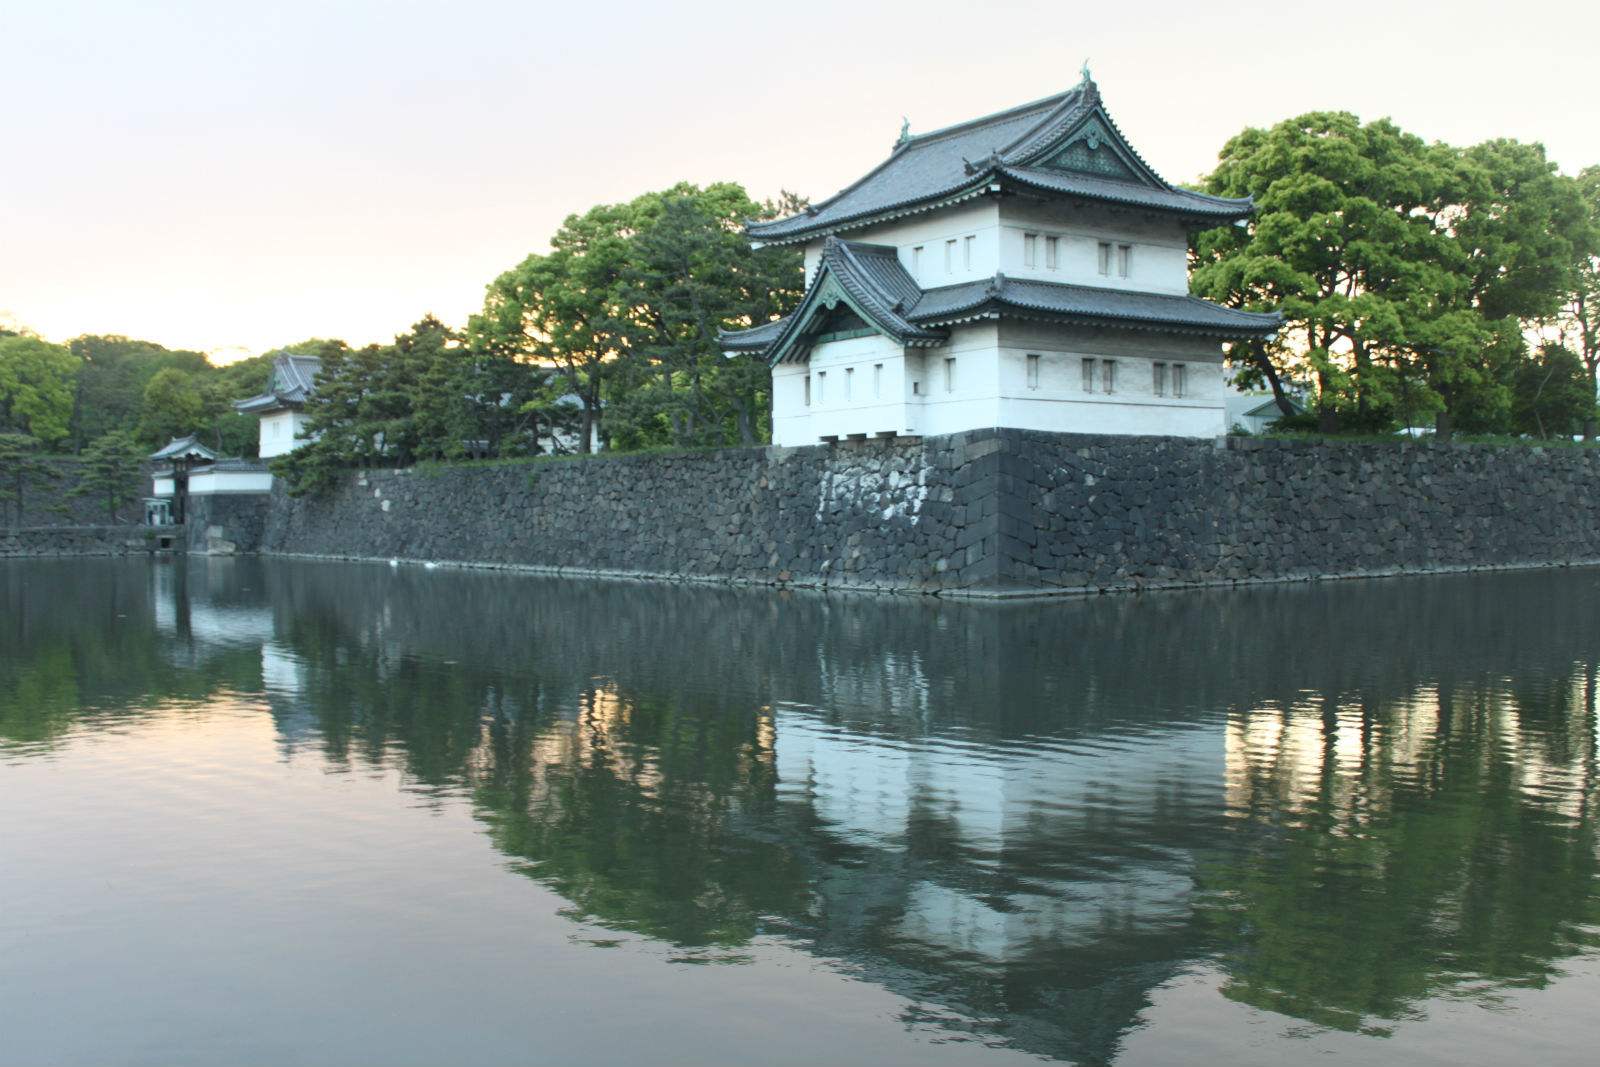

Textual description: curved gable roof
[719,238,946,365]
[746,79,1251,244]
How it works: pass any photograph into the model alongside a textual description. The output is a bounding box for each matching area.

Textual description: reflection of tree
[1205,680,1600,1032]
[473,686,813,946]
[0,560,262,747]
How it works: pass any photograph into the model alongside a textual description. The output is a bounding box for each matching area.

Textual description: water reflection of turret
[19,556,1597,1063]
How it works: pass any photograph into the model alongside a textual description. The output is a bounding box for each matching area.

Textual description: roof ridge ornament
[897,116,911,146]
[987,272,1007,297]
[1080,59,1092,84]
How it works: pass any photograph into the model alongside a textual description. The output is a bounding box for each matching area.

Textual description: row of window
[1021,355,1187,396]
[909,237,976,280]
[805,359,962,405]
[807,357,1189,405]
[1022,233,1132,278]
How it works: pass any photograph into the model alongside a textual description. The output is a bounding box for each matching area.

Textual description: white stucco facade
[771,315,1228,446]
[732,77,1279,447]
[258,410,312,458]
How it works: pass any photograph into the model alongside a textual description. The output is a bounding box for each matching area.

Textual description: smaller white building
[235,353,322,458]
[147,435,273,525]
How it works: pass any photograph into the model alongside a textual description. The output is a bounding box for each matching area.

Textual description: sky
[4,0,1599,362]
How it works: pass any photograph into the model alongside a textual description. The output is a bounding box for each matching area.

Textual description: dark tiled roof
[998,167,1249,218]
[746,80,1251,243]
[719,238,942,363]
[719,317,788,352]
[149,435,220,461]
[908,276,1282,337]
[235,353,323,413]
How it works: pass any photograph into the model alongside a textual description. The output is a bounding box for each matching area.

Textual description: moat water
[2,558,1598,1066]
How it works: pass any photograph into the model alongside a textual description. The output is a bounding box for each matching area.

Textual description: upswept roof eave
[997,167,1254,220]
[745,91,1077,243]
[747,175,1000,245]
[907,277,1283,339]
[721,238,947,363]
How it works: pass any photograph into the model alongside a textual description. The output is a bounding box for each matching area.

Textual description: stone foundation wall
[0,525,178,558]
[252,430,1600,597]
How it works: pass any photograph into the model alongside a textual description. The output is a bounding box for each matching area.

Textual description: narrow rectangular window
[944,357,956,393]
[844,367,853,401]
[1024,233,1038,267]
[816,370,826,403]
[873,363,883,398]
[1098,242,1112,275]
[1045,235,1059,269]
[1172,363,1186,398]
[911,246,923,279]
[1152,362,1166,397]
[1118,244,1132,278]
[1082,357,1096,393]
[945,239,957,273]
[912,380,921,395]
[1102,359,1117,394]
[963,235,975,269]
[1026,353,1041,390]
[804,374,812,406]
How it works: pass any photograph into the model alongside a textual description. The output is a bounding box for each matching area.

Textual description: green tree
[72,430,144,523]
[1194,117,1587,437]
[1511,345,1593,438]
[1546,166,1600,436]
[0,433,56,527]
[136,367,212,447]
[66,335,207,449]
[471,182,803,452]
[1193,113,1453,430]
[0,335,80,446]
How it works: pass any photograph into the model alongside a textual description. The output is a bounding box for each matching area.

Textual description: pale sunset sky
[4,0,1598,362]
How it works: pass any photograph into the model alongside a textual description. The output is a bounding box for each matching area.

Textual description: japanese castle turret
[720,74,1281,445]
[234,352,322,458]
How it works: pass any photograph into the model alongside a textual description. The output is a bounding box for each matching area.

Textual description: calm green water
[2,560,1598,1067]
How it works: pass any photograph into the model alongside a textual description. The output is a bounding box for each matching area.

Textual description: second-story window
[1102,359,1117,394]
[963,235,975,270]
[911,246,923,280]
[844,367,853,401]
[873,363,883,398]
[1097,242,1113,275]
[804,374,812,406]
[945,239,957,273]
[1045,235,1059,270]
[1082,357,1096,393]
[1152,361,1167,397]
[816,370,826,403]
[1024,233,1039,268]
[944,357,956,392]
[1026,353,1041,389]
[1172,363,1186,398]
[1117,244,1132,278]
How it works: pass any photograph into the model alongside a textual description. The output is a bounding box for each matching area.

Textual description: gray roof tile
[747,80,1251,243]
[909,276,1281,336]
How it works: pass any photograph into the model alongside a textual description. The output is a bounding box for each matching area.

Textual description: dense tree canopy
[0,336,79,445]
[1193,113,1598,437]
[471,182,804,452]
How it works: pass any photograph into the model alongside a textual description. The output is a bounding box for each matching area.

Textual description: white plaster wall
[152,476,175,496]
[809,200,1001,289]
[773,333,917,446]
[911,322,1003,437]
[186,469,274,495]
[998,200,1191,294]
[995,322,1227,437]
[258,410,311,458]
